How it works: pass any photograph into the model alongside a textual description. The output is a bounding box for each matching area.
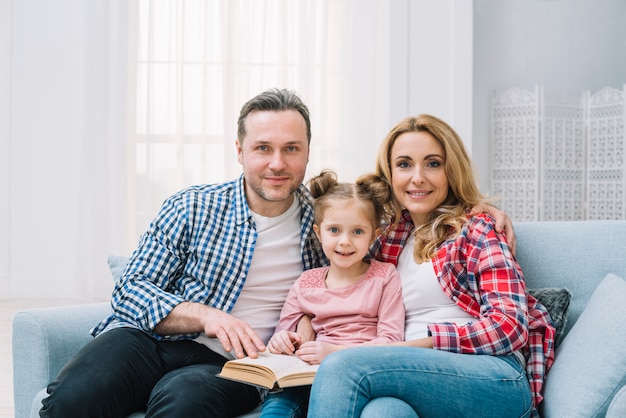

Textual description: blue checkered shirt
[91,174,327,340]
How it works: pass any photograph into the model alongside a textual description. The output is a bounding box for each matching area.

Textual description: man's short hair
[237,88,311,143]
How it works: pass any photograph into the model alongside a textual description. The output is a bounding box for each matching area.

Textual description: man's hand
[154,302,265,359]
[469,203,516,256]
[295,341,344,364]
[202,308,266,359]
[267,330,302,355]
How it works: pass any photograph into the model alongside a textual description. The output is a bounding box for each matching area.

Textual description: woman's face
[390,131,449,225]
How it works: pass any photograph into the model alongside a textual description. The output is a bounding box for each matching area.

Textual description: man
[41,88,514,417]
[41,88,327,417]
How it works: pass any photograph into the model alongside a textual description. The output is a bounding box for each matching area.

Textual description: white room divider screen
[491,85,625,221]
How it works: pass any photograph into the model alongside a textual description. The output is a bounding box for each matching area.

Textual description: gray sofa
[13,220,626,418]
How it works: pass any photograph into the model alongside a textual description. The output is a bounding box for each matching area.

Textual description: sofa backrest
[513,220,626,337]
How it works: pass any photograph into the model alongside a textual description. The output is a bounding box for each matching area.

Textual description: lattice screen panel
[491,85,625,221]
[586,87,626,220]
[541,91,585,221]
[491,87,540,221]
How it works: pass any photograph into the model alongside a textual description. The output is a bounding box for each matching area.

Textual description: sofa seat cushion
[32,388,262,418]
[541,273,626,417]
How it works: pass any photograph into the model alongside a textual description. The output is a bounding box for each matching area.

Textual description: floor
[1,299,87,418]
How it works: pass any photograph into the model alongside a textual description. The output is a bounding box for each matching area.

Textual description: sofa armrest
[12,302,112,418]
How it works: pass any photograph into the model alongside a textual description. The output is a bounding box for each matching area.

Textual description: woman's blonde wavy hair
[375,114,488,263]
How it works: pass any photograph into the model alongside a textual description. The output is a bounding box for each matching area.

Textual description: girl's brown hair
[308,170,391,230]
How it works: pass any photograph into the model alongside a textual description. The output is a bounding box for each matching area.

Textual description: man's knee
[147,364,261,417]
[41,379,130,418]
[40,328,158,417]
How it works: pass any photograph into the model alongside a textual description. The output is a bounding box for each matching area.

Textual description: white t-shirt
[195,198,303,359]
[397,234,474,341]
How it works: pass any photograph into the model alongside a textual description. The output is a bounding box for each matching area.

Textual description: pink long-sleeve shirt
[275,259,405,345]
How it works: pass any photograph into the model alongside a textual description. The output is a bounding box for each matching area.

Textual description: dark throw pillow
[528,287,571,347]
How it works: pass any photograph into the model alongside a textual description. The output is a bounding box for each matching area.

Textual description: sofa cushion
[107,255,129,281]
[528,287,571,347]
[541,273,626,418]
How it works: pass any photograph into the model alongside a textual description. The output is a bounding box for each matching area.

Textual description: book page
[229,351,318,380]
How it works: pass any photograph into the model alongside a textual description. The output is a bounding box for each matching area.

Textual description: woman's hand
[469,203,516,255]
[397,336,434,349]
[296,341,345,364]
[296,314,316,343]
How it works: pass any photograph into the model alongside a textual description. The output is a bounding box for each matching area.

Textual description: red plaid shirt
[370,211,555,411]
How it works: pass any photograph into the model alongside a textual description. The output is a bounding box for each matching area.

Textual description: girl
[308,115,556,418]
[260,170,405,418]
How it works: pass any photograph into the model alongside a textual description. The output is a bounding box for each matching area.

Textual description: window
[128,0,334,237]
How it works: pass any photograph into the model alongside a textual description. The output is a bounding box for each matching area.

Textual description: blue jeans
[260,385,310,418]
[308,346,533,418]
[40,328,261,418]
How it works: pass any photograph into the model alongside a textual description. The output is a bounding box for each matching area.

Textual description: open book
[217,351,319,391]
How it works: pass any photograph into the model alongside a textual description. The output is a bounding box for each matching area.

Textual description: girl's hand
[267,330,302,355]
[296,341,345,364]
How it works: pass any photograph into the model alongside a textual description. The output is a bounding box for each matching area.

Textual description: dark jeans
[40,328,261,418]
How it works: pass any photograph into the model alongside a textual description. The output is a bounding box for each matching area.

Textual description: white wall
[404,0,473,147]
[473,0,626,193]
[330,0,473,182]
[11,0,86,298]
[2,0,129,300]
[0,0,11,292]
[388,0,473,154]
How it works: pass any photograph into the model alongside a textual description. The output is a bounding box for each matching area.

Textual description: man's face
[237,109,310,217]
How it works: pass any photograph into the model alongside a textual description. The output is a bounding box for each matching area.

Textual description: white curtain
[4,0,395,301]
[129,0,337,237]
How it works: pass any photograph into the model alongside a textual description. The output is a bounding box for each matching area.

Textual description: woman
[307,114,556,417]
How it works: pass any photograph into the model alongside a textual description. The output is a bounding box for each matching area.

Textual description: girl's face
[313,200,377,272]
[390,131,449,225]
